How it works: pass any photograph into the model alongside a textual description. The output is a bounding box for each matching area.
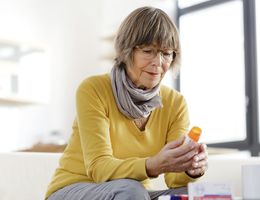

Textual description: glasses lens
[136,46,177,62]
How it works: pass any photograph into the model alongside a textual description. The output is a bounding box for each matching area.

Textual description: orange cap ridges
[188,126,202,142]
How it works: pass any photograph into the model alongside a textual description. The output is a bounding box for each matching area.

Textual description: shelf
[101,35,115,42]
[0,39,50,106]
[0,96,41,106]
[100,52,116,60]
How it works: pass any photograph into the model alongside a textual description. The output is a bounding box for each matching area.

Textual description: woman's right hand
[145,136,200,177]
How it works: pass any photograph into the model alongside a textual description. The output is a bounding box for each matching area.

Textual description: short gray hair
[114,6,181,75]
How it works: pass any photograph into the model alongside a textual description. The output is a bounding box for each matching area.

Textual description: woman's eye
[163,52,172,57]
[142,49,153,54]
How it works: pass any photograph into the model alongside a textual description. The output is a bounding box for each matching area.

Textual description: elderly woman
[46,6,208,200]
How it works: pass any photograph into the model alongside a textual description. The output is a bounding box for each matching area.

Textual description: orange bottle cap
[188,126,202,142]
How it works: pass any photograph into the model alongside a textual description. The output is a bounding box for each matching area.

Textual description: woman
[46,6,208,200]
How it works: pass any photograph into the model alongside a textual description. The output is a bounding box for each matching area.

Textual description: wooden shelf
[0,96,41,106]
[18,142,67,153]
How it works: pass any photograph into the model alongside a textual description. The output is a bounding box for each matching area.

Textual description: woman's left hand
[186,143,208,178]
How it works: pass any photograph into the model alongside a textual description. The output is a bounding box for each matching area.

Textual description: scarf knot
[110,65,162,119]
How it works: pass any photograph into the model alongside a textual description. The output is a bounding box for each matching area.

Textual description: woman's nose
[151,52,163,66]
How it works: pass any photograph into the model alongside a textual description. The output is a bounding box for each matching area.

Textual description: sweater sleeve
[164,94,198,188]
[76,79,148,183]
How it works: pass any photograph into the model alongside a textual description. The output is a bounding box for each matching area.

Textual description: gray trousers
[47,179,188,200]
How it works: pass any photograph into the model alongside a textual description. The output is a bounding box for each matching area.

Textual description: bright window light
[179,1,246,143]
[178,0,209,8]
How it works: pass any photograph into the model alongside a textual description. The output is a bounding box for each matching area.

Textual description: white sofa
[0,152,260,200]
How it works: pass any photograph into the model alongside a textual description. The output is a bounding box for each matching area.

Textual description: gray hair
[114,6,181,76]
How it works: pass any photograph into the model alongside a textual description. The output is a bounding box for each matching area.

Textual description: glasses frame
[134,45,177,63]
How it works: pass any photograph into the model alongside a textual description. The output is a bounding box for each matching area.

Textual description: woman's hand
[145,136,201,177]
[185,143,208,178]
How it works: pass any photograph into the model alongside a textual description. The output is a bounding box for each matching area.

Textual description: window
[178,0,260,155]
[178,0,209,8]
[179,0,246,143]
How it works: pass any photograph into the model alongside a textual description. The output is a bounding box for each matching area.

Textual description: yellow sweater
[45,74,197,198]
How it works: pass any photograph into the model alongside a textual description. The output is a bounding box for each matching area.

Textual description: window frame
[176,0,260,156]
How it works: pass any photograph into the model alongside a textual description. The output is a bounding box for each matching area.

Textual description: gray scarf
[110,64,162,119]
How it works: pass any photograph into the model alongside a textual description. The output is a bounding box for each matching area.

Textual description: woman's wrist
[145,157,159,178]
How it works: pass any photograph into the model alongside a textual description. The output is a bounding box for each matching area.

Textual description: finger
[164,136,185,150]
[193,152,208,162]
[166,146,198,163]
[168,150,198,169]
[194,145,208,161]
[195,165,207,175]
[198,143,207,153]
[192,159,208,169]
[189,168,203,176]
[187,165,207,176]
[202,143,207,151]
[173,141,200,157]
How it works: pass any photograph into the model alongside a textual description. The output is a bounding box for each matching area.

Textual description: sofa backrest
[0,152,61,200]
[0,152,260,200]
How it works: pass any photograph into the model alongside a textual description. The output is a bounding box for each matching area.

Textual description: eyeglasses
[135,46,177,63]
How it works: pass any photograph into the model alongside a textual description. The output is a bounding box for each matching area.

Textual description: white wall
[0,0,105,151]
[0,0,176,151]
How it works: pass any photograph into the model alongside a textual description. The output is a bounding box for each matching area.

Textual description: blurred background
[0,0,259,156]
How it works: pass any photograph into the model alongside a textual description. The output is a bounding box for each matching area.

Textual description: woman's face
[126,45,174,89]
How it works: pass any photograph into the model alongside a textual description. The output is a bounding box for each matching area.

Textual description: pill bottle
[183,126,202,144]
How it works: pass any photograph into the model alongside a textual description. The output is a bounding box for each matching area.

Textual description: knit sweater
[45,74,196,198]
